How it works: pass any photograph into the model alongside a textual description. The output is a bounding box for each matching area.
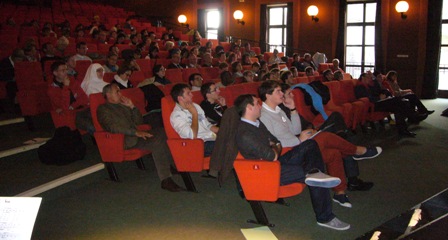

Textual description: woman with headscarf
[81,63,107,96]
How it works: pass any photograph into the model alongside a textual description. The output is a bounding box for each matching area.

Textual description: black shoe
[409,113,428,124]
[347,179,374,191]
[161,177,185,192]
[426,110,435,115]
[399,129,417,137]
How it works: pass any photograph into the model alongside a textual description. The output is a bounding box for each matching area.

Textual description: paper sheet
[241,226,278,240]
[0,197,42,240]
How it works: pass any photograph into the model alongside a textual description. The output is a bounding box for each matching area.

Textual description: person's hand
[120,96,135,109]
[299,129,315,142]
[185,102,197,115]
[283,94,295,110]
[62,77,70,86]
[135,130,153,140]
[217,96,226,106]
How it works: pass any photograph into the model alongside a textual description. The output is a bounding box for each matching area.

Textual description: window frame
[267,5,287,53]
[205,9,220,40]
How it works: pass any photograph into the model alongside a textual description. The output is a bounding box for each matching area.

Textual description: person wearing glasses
[200,82,227,126]
[112,66,133,89]
[242,70,255,83]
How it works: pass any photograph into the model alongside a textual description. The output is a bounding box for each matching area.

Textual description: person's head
[251,62,260,72]
[66,55,76,69]
[42,43,55,55]
[258,80,282,103]
[386,70,398,82]
[76,42,88,55]
[243,70,255,82]
[56,36,69,51]
[218,62,229,72]
[217,51,226,62]
[220,71,234,86]
[188,53,198,65]
[273,49,279,56]
[189,73,203,88]
[293,53,300,61]
[333,70,343,81]
[323,69,334,82]
[231,61,242,73]
[106,53,118,66]
[270,68,280,80]
[244,42,251,50]
[164,41,174,51]
[359,72,373,85]
[332,58,340,69]
[202,53,212,64]
[98,30,107,42]
[171,83,192,104]
[24,44,37,57]
[149,46,159,57]
[205,41,213,49]
[103,83,121,103]
[153,64,166,77]
[261,72,271,81]
[215,46,224,54]
[260,60,268,71]
[11,48,25,63]
[109,45,119,55]
[234,94,260,119]
[51,61,68,81]
[304,53,312,61]
[95,64,105,79]
[228,53,236,63]
[171,53,181,64]
[305,66,314,76]
[242,53,251,64]
[201,82,220,101]
[232,44,240,53]
[280,70,293,85]
[290,67,298,77]
[117,66,132,81]
[271,63,279,70]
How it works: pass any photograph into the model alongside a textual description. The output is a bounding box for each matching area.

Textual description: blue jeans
[278,139,335,223]
[204,141,215,157]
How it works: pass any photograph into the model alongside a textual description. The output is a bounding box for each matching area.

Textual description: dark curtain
[217,8,225,42]
[260,4,268,53]
[286,2,293,56]
[335,0,346,70]
[374,0,383,73]
[197,9,206,38]
[422,0,443,99]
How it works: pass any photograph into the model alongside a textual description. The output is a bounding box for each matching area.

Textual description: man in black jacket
[234,94,350,231]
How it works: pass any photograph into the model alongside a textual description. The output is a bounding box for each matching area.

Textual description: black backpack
[38,127,86,165]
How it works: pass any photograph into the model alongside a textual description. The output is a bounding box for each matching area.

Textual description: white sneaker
[305,170,341,188]
[317,217,351,230]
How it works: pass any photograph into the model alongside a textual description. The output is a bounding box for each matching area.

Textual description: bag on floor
[38,126,86,165]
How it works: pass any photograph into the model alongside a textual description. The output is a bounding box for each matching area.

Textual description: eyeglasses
[125,73,132,76]
[209,87,219,93]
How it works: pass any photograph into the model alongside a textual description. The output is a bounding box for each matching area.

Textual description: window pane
[346,47,362,65]
[365,3,376,22]
[439,69,448,90]
[206,30,218,39]
[440,47,448,66]
[346,26,363,45]
[206,10,220,28]
[364,46,375,66]
[365,26,375,45]
[283,7,287,25]
[269,8,283,25]
[346,66,362,79]
[442,24,448,45]
[347,4,364,23]
[443,0,448,19]
[269,28,283,45]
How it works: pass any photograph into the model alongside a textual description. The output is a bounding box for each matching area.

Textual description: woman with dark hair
[227,53,237,64]
[241,53,252,66]
[148,46,159,59]
[231,61,243,78]
[112,66,133,89]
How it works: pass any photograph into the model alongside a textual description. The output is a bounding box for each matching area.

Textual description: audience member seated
[220,70,235,86]
[241,53,252,66]
[280,70,294,85]
[200,82,227,126]
[112,67,133,89]
[333,70,343,81]
[66,55,78,78]
[260,81,382,206]
[322,69,334,82]
[231,61,243,78]
[97,83,183,192]
[80,63,107,96]
[0,49,25,105]
[233,94,350,231]
[121,57,141,72]
[167,53,186,69]
[268,49,283,65]
[201,53,213,68]
[170,83,219,157]
[47,61,93,133]
[243,42,256,57]
[73,42,92,62]
[305,66,315,77]
[189,73,203,91]
[138,64,171,87]
[227,53,237,64]
[355,72,427,137]
[290,67,299,77]
[303,53,317,71]
[24,44,38,62]
[216,52,227,66]
[330,58,344,73]
[41,43,62,70]
[269,68,280,81]
[187,53,201,68]
[103,53,119,73]
[242,70,255,83]
[292,53,306,72]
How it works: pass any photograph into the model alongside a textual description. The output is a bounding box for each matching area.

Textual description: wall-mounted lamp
[307,5,319,22]
[178,14,189,28]
[233,10,245,25]
[395,1,409,19]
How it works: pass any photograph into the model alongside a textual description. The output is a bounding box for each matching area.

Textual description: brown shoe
[161,177,185,192]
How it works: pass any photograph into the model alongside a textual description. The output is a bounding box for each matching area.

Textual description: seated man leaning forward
[97,83,184,192]
[170,83,219,157]
[234,94,350,231]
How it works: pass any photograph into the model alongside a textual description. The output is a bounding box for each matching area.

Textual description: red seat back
[165,68,183,83]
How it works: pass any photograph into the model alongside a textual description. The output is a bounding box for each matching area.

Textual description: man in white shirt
[73,42,92,62]
[170,83,219,156]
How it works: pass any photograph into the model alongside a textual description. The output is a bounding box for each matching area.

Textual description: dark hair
[252,62,260,67]
[117,66,131,75]
[220,71,234,86]
[51,61,66,73]
[234,94,256,117]
[280,70,292,83]
[200,82,214,99]
[102,83,116,99]
[258,80,280,102]
[76,41,86,49]
[231,61,241,73]
[280,83,290,93]
[215,46,224,54]
[188,73,202,86]
[152,64,164,76]
[170,83,190,103]
[358,73,367,81]
[323,69,333,78]
[334,70,343,81]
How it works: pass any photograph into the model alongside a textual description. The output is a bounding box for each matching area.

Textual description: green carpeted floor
[1,99,448,240]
